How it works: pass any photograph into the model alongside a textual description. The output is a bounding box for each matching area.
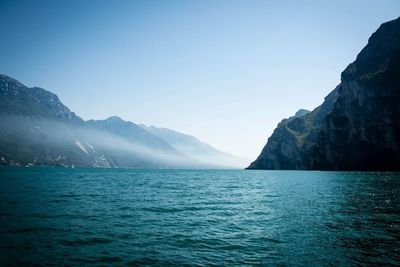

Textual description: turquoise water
[0,168,399,266]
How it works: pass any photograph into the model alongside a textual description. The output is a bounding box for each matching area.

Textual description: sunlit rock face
[248,17,400,171]
[247,88,338,170]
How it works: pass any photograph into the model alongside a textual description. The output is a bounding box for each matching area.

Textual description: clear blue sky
[0,0,399,162]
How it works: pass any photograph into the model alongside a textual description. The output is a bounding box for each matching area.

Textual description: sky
[0,0,399,163]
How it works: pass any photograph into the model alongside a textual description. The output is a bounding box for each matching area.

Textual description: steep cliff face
[313,18,400,170]
[248,17,400,170]
[247,88,338,169]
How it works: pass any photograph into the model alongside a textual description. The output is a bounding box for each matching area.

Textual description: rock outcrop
[248,17,400,171]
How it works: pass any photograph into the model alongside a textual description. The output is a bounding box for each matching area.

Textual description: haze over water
[1,168,399,266]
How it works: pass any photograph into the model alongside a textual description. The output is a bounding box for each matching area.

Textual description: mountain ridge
[0,74,241,168]
[140,124,244,168]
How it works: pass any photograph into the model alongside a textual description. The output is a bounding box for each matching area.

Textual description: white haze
[0,115,244,168]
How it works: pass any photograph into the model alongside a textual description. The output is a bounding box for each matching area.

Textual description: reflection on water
[0,168,399,265]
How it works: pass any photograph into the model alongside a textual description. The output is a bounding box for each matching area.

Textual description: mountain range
[3,17,399,171]
[0,75,242,168]
[248,17,400,171]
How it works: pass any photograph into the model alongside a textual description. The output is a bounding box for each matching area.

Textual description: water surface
[0,168,399,266]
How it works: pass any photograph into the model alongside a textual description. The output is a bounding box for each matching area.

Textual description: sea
[0,168,399,266]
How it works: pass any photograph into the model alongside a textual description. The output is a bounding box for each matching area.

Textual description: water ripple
[0,168,399,266]
[59,237,113,247]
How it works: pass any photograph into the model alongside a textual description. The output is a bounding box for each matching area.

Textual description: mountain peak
[106,116,124,122]
[341,16,400,82]
[294,109,310,118]
[0,75,83,123]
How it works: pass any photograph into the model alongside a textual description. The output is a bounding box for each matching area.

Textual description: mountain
[294,109,311,117]
[248,17,400,171]
[0,75,94,167]
[247,89,338,170]
[0,74,82,123]
[87,117,180,155]
[140,125,245,168]
[0,75,236,168]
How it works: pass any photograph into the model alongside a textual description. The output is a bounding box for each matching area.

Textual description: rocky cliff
[247,88,338,169]
[248,17,400,171]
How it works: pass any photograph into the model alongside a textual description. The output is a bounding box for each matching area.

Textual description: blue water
[0,168,399,266]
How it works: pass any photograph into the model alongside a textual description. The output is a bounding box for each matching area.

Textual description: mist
[0,114,243,168]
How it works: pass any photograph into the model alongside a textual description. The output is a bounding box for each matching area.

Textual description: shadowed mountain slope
[248,17,400,171]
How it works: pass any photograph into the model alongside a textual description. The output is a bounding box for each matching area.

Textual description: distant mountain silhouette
[141,125,244,168]
[0,74,240,168]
